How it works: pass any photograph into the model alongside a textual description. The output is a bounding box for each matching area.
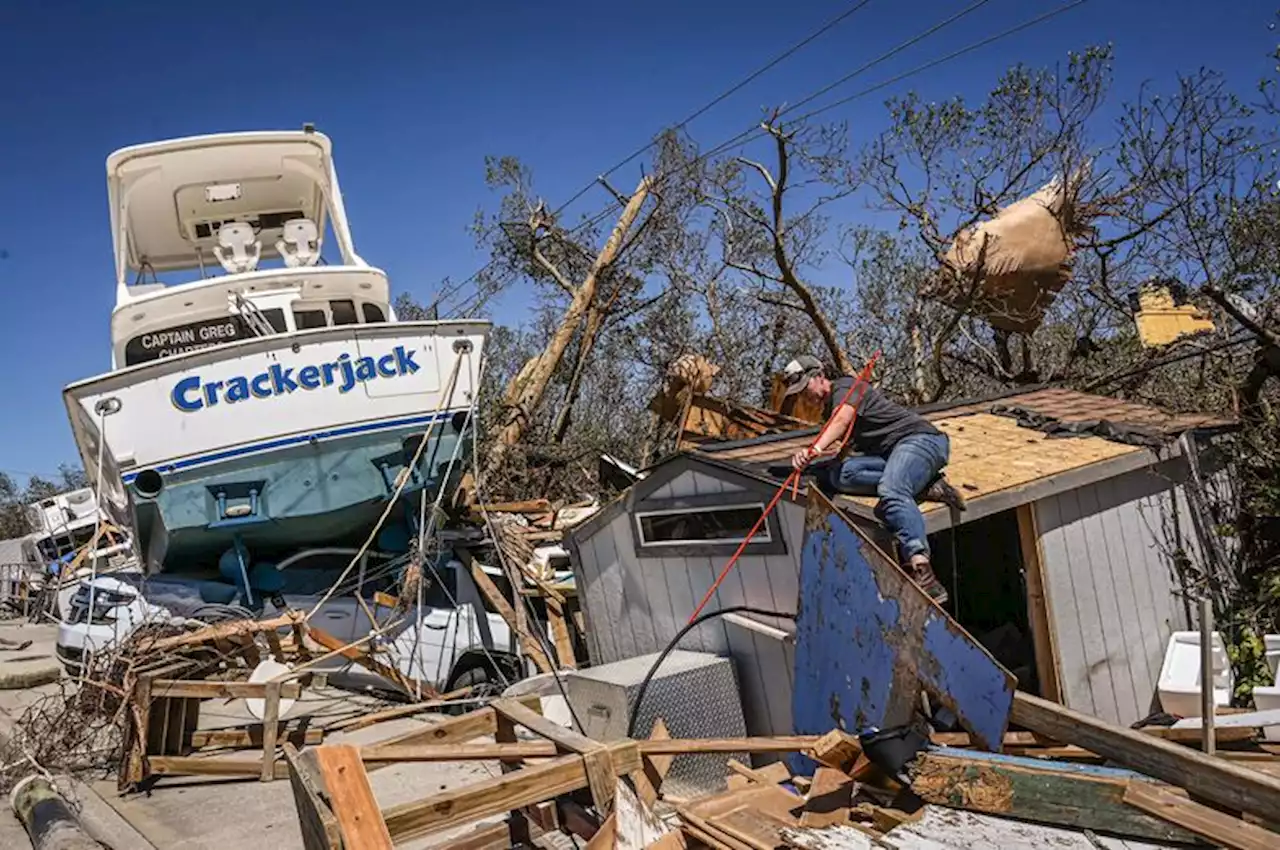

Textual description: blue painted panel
[792,490,1015,752]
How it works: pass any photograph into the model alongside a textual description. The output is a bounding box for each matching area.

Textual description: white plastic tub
[1157,630,1232,718]
[1252,634,1280,742]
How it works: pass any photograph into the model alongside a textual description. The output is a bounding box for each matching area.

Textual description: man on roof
[782,354,964,605]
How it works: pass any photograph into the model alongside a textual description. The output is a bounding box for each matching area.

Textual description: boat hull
[64,321,487,573]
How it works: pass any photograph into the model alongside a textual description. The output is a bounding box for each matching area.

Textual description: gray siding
[1035,457,1198,726]
[572,465,803,739]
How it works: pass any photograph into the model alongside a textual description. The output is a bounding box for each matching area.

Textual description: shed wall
[571,466,803,740]
[1034,456,1198,726]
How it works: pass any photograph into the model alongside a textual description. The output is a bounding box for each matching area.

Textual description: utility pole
[484,176,654,480]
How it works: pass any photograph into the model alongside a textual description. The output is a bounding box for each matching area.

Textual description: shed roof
[687,387,1229,532]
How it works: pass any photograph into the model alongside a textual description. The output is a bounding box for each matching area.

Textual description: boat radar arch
[106,129,366,304]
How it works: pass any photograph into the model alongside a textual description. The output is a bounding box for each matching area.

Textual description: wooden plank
[1017,502,1062,702]
[325,688,473,734]
[492,697,616,814]
[1142,725,1255,743]
[584,813,616,850]
[800,767,854,828]
[908,749,1199,843]
[191,726,324,749]
[1013,691,1280,821]
[457,548,553,673]
[261,682,281,782]
[150,680,301,700]
[283,744,342,850]
[306,625,435,696]
[149,756,291,779]
[1124,782,1280,850]
[358,735,821,763]
[315,745,393,850]
[547,596,577,669]
[433,821,511,850]
[366,706,497,749]
[726,759,791,786]
[633,716,672,808]
[381,742,642,843]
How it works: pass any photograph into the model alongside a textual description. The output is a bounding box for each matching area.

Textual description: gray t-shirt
[825,378,940,458]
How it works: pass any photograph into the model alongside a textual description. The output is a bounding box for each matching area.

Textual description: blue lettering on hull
[171,346,423,412]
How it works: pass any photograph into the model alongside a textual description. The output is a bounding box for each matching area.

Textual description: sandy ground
[0,619,516,850]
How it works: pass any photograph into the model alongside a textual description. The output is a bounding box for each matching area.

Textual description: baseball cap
[781,355,824,397]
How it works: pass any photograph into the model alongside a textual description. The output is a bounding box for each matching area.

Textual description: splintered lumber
[811,729,861,771]
[306,625,436,696]
[325,686,474,733]
[315,745,392,849]
[145,611,304,652]
[284,744,342,850]
[800,767,854,828]
[907,748,1201,843]
[456,548,553,673]
[150,680,302,700]
[1123,782,1280,850]
[492,697,615,814]
[381,742,642,843]
[1012,691,1280,822]
[634,717,672,807]
[726,759,792,787]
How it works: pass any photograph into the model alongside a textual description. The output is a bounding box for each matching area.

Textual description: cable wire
[625,606,795,739]
[427,0,878,314]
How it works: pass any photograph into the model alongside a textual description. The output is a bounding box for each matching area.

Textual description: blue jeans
[819,433,950,561]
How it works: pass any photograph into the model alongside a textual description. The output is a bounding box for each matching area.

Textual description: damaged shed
[567,387,1235,738]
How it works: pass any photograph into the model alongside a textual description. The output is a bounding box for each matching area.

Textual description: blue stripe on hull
[122,408,468,482]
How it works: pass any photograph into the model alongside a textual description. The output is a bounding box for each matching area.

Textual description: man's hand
[791,446,816,471]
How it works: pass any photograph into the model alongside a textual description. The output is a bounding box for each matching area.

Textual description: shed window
[636,504,767,547]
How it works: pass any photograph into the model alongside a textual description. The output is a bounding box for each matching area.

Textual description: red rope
[686,351,881,624]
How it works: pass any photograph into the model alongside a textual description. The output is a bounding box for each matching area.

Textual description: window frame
[635,501,771,548]
[628,489,787,559]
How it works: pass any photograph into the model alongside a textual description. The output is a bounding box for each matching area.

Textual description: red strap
[686,351,881,623]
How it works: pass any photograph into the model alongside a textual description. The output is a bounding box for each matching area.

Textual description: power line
[426,0,877,314]
[443,0,1088,318]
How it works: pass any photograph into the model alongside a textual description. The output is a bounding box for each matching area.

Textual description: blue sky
[0,0,1275,480]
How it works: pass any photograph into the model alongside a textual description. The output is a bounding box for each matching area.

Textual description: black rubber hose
[625,606,795,739]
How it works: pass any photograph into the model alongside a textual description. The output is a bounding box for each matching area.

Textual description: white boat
[62,129,488,583]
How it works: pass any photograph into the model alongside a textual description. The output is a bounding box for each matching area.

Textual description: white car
[56,555,532,695]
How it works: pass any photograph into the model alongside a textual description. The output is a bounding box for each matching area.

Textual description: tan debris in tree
[1135,283,1216,347]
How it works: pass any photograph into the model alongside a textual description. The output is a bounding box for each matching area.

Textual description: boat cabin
[105,130,393,370]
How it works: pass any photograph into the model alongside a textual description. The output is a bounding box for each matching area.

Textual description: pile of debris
[278,691,1280,849]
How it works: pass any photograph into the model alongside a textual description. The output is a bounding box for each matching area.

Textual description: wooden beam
[191,725,323,749]
[726,760,792,787]
[1016,503,1061,702]
[633,717,671,808]
[325,687,474,734]
[306,625,436,696]
[810,729,861,772]
[908,749,1199,843]
[457,549,553,673]
[150,680,301,700]
[381,742,642,843]
[283,745,342,850]
[799,767,854,828]
[358,735,825,763]
[491,698,615,814]
[1124,782,1280,850]
[315,745,393,850]
[149,756,290,779]
[146,611,303,652]
[1012,692,1280,823]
